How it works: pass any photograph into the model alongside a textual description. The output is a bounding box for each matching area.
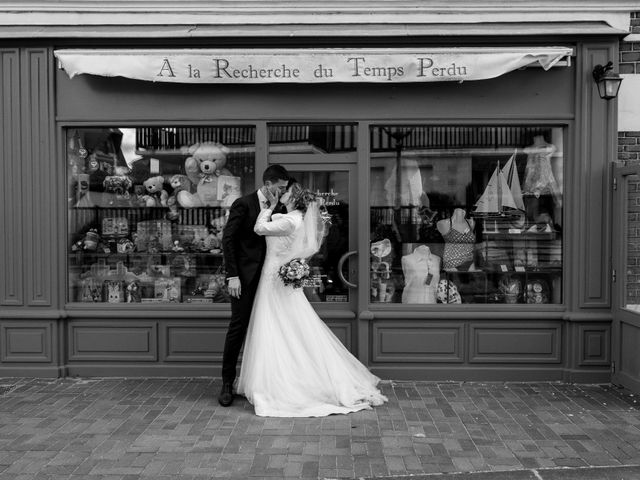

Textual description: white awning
[54,47,573,84]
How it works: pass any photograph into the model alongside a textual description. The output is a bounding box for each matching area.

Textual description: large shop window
[370,126,563,305]
[67,126,255,304]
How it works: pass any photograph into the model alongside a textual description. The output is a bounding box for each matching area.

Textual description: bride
[236,180,388,417]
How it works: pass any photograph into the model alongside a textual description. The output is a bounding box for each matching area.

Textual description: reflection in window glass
[286,170,350,303]
[268,123,357,304]
[625,174,640,312]
[269,124,357,155]
[370,126,563,305]
[67,126,255,304]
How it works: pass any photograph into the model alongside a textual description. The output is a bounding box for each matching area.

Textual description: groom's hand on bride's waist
[228,277,241,298]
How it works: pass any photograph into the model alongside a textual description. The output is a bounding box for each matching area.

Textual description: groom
[218,164,290,406]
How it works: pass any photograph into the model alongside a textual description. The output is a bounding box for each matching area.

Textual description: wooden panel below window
[68,322,157,361]
[162,323,226,362]
[469,323,561,363]
[1,323,52,362]
[372,323,464,362]
[578,324,611,366]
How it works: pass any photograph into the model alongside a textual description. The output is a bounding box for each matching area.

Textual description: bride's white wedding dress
[237,208,387,417]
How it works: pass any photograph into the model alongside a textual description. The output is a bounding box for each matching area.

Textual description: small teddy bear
[168,174,194,209]
[178,142,233,208]
[141,175,169,207]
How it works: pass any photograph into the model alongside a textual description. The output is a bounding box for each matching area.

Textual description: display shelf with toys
[68,206,230,304]
[66,126,256,305]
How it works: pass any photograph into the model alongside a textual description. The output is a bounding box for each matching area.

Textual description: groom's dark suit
[221,191,281,385]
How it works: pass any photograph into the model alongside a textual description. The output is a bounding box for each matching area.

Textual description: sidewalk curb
[360,464,640,480]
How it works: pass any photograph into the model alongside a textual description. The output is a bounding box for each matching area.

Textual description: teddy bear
[168,174,194,208]
[141,175,169,207]
[178,142,234,208]
[164,174,193,220]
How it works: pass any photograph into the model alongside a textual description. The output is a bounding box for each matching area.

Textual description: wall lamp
[592,61,623,100]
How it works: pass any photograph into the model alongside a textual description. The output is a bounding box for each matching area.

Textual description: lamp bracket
[593,61,614,82]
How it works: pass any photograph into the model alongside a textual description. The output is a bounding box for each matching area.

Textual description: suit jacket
[222,191,283,287]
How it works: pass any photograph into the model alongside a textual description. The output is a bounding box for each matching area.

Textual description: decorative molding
[22,48,53,306]
[0,2,635,37]
[1,322,52,363]
[161,323,227,362]
[0,49,23,306]
[372,323,465,363]
[68,322,158,361]
[577,324,611,366]
[577,45,615,308]
[469,323,562,363]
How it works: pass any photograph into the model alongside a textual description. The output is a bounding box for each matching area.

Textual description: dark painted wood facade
[0,32,623,381]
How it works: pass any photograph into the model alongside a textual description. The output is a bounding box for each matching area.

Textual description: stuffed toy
[166,175,195,220]
[103,175,133,206]
[126,281,142,303]
[82,229,100,251]
[170,174,193,194]
[141,175,169,207]
[168,174,193,207]
[178,142,234,208]
[165,196,180,221]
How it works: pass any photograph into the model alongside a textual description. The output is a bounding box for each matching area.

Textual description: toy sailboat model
[503,150,525,211]
[474,161,519,216]
[473,152,525,232]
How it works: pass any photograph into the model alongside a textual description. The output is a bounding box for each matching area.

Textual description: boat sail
[473,161,519,216]
[503,150,525,211]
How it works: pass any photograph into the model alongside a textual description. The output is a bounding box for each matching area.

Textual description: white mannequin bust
[401,245,441,304]
[436,208,475,236]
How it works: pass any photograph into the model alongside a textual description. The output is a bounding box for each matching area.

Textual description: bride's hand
[264,188,279,207]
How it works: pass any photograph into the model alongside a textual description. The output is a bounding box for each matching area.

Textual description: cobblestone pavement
[0,378,639,479]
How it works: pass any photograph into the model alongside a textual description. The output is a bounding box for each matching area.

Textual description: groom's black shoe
[218,382,234,407]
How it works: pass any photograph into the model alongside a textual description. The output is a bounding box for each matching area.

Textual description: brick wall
[620,11,640,74]
[618,132,640,162]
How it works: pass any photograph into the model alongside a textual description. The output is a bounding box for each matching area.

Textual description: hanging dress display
[522,136,562,205]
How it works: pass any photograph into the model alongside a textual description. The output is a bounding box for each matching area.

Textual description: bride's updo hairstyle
[286,180,316,213]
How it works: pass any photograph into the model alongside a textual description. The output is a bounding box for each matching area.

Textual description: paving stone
[2,379,640,478]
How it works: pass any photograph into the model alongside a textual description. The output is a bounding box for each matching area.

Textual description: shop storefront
[0,2,635,382]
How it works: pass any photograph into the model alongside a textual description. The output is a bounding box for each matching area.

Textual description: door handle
[337,250,358,288]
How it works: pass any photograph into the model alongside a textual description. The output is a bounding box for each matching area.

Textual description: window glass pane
[625,174,640,312]
[285,170,350,303]
[370,126,563,305]
[268,123,356,304]
[269,124,357,155]
[67,126,255,304]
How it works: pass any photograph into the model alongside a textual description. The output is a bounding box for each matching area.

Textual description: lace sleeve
[254,209,297,236]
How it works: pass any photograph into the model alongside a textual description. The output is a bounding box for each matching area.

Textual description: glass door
[270,164,357,310]
[612,164,640,394]
[268,124,359,320]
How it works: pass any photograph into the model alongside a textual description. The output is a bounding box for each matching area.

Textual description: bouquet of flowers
[278,258,311,289]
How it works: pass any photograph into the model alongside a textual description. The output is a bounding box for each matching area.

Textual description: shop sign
[54,47,572,84]
[315,188,340,206]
